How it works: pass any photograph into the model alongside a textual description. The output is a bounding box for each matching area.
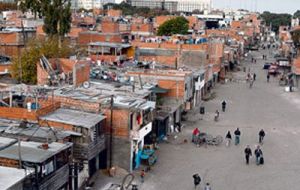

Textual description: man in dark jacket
[234,128,241,145]
[221,100,227,112]
[259,129,265,144]
[193,174,201,189]
[255,146,263,165]
[244,145,252,164]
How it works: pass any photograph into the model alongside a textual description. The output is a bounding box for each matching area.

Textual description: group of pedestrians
[226,128,266,165]
[244,129,265,165]
[244,145,264,165]
[225,128,241,147]
[262,54,267,60]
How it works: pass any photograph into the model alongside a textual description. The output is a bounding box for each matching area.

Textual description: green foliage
[293,10,300,19]
[42,0,72,36]
[103,2,170,17]
[19,0,42,19]
[157,17,189,36]
[11,37,73,84]
[19,0,72,37]
[260,11,292,32]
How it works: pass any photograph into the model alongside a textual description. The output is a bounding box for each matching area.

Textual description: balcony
[38,164,69,190]
[73,137,105,160]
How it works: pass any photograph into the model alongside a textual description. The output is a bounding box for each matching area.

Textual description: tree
[18,0,72,37]
[260,11,292,32]
[293,10,300,19]
[103,2,170,17]
[157,17,189,36]
[42,0,72,37]
[19,0,42,19]
[11,37,73,84]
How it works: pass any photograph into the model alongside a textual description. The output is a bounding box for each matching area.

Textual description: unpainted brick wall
[103,108,130,138]
[0,107,38,121]
[0,158,19,168]
[158,80,185,100]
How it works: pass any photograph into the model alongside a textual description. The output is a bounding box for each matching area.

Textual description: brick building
[37,57,91,87]
[0,29,36,57]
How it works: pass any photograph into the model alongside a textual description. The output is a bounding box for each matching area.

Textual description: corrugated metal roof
[40,108,106,128]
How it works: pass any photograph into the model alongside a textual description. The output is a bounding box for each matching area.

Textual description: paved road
[138,49,300,190]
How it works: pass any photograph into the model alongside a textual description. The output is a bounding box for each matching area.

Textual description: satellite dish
[83,81,90,89]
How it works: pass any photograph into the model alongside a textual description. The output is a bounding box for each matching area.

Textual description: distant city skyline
[213,0,299,14]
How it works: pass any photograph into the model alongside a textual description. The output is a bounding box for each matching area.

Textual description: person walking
[140,169,145,183]
[267,74,270,83]
[249,77,254,88]
[246,73,251,82]
[225,131,232,147]
[259,129,266,144]
[234,128,241,145]
[255,146,263,165]
[214,110,219,122]
[221,100,227,112]
[193,174,201,189]
[199,106,205,120]
[244,145,252,164]
[192,128,200,143]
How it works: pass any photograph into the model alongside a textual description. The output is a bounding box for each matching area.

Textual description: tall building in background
[127,0,211,13]
[127,0,178,13]
[71,0,115,10]
[166,0,212,12]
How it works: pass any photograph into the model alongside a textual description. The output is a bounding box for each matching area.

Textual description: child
[140,170,145,183]
[204,182,212,190]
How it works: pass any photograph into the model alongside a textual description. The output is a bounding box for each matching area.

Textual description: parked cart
[194,133,223,146]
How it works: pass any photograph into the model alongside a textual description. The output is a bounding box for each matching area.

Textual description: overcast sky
[213,0,299,14]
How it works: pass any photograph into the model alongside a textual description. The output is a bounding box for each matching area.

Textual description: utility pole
[109,95,113,169]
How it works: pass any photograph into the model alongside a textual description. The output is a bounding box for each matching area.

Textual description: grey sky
[213,0,299,14]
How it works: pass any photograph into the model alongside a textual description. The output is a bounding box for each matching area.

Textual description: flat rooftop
[0,136,17,150]
[0,141,72,163]
[0,166,29,190]
[4,125,71,141]
[40,108,106,128]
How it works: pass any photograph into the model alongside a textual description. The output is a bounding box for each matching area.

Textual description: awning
[150,86,168,94]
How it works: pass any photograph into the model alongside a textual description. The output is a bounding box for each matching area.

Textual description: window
[42,160,54,177]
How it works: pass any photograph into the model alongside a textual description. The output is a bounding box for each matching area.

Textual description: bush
[157,17,189,36]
